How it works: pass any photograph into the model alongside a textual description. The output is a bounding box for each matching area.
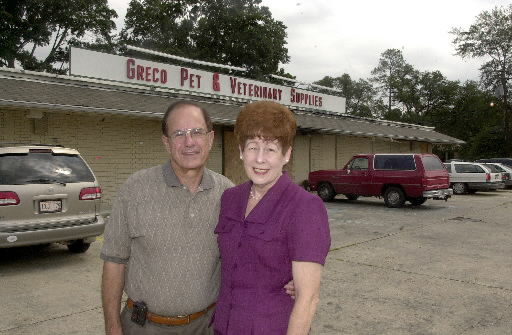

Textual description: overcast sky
[109,0,510,84]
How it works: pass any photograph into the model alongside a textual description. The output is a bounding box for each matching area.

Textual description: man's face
[162,105,214,173]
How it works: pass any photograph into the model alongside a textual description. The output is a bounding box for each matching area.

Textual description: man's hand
[284,280,296,299]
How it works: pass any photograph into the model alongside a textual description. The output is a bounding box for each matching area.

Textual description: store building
[0,48,464,208]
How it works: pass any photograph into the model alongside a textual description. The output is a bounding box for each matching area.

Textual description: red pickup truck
[308,154,453,207]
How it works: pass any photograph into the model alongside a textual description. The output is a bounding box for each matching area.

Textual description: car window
[374,155,415,170]
[454,164,485,173]
[443,163,452,173]
[483,164,501,172]
[422,156,444,171]
[350,158,368,170]
[0,152,95,185]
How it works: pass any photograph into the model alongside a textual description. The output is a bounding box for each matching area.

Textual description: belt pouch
[131,301,148,326]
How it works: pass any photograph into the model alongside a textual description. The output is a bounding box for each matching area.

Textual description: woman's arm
[286,261,323,335]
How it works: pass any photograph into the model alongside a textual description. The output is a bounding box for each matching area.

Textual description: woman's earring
[240,155,243,160]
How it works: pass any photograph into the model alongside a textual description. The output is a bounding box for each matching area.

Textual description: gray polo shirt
[100,161,233,315]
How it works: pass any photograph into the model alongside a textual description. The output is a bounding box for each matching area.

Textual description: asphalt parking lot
[1,190,511,334]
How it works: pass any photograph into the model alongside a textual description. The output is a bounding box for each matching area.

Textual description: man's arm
[101,261,126,335]
[286,261,323,335]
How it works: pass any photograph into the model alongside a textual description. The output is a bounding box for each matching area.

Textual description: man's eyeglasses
[168,128,209,141]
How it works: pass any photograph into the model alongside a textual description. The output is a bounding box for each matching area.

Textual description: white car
[483,163,512,188]
[443,162,505,194]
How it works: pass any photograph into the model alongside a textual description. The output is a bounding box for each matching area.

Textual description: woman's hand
[284,280,295,299]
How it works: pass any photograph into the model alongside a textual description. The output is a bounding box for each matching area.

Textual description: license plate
[39,200,62,213]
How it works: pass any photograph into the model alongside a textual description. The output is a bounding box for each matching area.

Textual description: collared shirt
[213,172,331,335]
[100,161,233,315]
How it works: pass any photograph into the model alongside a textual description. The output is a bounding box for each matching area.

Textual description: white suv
[0,144,104,252]
[443,161,505,195]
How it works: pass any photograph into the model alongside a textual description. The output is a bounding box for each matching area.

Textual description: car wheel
[452,182,467,195]
[409,197,427,206]
[345,194,359,201]
[301,180,311,191]
[383,187,405,208]
[317,183,335,202]
[67,239,91,253]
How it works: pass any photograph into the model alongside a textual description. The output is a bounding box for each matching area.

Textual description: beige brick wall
[207,125,223,174]
[371,139,392,153]
[411,141,431,153]
[222,130,246,185]
[291,135,310,184]
[336,136,373,168]
[310,134,336,171]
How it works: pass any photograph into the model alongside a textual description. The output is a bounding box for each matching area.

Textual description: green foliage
[462,127,507,160]
[429,81,504,160]
[369,50,460,126]
[314,74,383,118]
[451,5,512,154]
[370,49,413,113]
[0,0,117,73]
[121,0,289,79]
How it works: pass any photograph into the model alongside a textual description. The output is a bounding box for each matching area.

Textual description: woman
[213,101,331,334]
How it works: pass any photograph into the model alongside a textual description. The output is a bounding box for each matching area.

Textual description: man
[101,101,233,334]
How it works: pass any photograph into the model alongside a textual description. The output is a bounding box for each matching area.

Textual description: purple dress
[213,172,331,335]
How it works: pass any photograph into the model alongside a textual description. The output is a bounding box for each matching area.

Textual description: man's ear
[207,130,215,150]
[162,135,171,153]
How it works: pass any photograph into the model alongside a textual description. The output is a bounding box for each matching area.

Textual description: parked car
[482,163,512,188]
[308,153,452,208]
[443,161,505,194]
[0,144,104,252]
[445,159,467,163]
[475,158,512,168]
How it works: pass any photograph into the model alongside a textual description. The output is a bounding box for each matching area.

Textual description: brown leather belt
[126,298,215,326]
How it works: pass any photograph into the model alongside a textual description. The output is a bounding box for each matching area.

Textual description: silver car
[0,144,104,252]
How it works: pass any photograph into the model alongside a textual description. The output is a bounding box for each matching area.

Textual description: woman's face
[241,137,291,191]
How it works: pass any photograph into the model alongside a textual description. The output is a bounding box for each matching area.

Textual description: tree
[399,70,459,125]
[370,49,415,114]
[0,0,117,73]
[451,5,512,154]
[314,74,383,118]
[430,81,503,160]
[121,0,289,79]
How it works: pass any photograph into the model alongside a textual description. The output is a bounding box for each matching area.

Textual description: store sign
[70,48,345,113]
